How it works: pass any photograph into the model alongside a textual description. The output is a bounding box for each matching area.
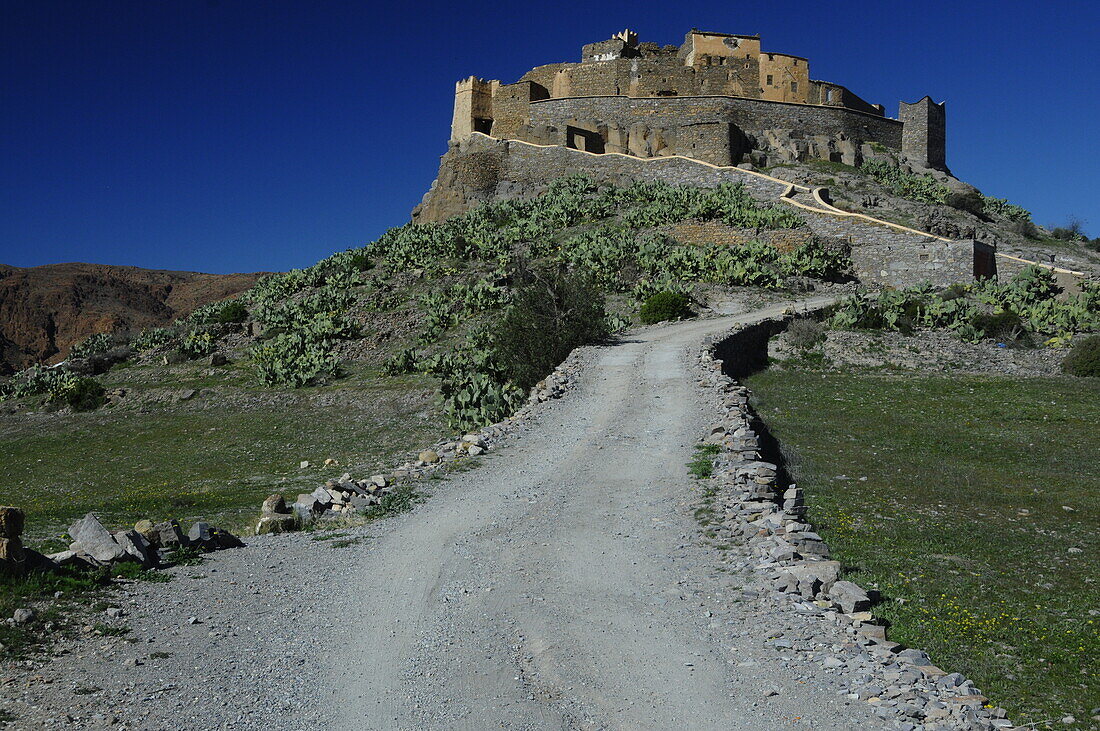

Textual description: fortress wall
[565,59,633,96]
[526,95,903,152]
[694,62,756,96]
[519,63,573,94]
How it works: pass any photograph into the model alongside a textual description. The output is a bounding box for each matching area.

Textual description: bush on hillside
[58,377,107,411]
[639,291,693,325]
[971,309,1031,346]
[69,333,114,360]
[132,327,176,352]
[1010,219,1040,240]
[491,269,610,391]
[1062,335,1100,377]
[188,299,248,325]
[786,318,825,350]
[982,195,1032,222]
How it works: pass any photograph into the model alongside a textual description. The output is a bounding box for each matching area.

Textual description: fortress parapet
[450,29,948,172]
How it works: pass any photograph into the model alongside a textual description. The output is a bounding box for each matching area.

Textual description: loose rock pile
[698,320,1019,731]
[47,513,243,571]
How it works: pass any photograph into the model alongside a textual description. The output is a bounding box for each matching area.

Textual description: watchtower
[899,96,947,172]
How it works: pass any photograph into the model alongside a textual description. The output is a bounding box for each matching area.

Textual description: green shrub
[859,160,950,204]
[381,347,418,376]
[69,333,113,360]
[1011,219,1040,239]
[786,318,825,350]
[972,309,1030,345]
[982,195,1032,222]
[213,300,248,324]
[252,332,340,387]
[639,291,693,324]
[186,299,248,326]
[1062,336,1100,377]
[179,330,215,358]
[439,368,525,432]
[131,327,175,352]
[491,270,610,391]
[58,378,107,411]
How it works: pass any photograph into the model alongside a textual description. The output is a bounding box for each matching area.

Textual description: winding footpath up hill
[12,300,890,730]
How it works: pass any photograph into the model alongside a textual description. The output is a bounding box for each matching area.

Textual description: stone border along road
[697,319,1019,731]
[6,298,1009,730]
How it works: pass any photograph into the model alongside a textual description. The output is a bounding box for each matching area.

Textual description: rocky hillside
[0,263,262,374]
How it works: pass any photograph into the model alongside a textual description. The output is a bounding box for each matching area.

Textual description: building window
[766,74,773,85]
[790,81,798,93]
[825,88,834,103]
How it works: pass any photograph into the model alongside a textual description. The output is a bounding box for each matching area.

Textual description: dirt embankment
[0,263,263,374]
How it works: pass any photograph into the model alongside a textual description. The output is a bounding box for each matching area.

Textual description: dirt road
[9,301,883,730]
[323,301,877,730]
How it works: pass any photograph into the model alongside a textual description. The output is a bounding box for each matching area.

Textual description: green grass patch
[0,375,441,540]
[0,561,168,660]
[746,370,1099,726]
[688,443,721,479]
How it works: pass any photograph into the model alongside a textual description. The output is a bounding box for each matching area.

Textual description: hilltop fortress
[417,28,1081,288]
[450,29,947,172]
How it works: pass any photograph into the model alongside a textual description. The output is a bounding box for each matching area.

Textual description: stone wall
[521,95,903,166]
[848,238,975,288]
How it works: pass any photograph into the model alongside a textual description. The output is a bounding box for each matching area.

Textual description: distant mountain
[0,263,264,374]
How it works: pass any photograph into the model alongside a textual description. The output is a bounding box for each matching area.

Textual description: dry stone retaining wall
[699,315,1018,730]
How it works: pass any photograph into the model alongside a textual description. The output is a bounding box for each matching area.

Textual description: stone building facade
[451,29,948,172]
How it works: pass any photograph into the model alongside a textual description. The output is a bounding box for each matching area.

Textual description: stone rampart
[522,95,902,167]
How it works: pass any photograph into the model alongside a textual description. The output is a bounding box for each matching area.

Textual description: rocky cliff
[0,263,262,374]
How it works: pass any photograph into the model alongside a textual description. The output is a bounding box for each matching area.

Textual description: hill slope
[0,263,263,373]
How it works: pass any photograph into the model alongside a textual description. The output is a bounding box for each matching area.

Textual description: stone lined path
[321,299,880,730]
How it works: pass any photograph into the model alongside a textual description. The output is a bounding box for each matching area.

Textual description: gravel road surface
[8,301,884,730]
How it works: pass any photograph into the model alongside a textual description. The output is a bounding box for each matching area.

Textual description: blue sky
[1,1,1096,274]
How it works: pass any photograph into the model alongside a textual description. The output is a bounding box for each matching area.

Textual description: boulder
[368,475,388,488]
[212,528,244,549]
[0,506,25,538]
[261,494,289,515]
[310,486,334,506]
[151,519,188,550]
[349,495,375,511]
[69,513,129,564]
[828,580,871,614]
[12,608,35,624]
[775,560,842,599]
[0,537,26,578]
[113,530,158,568]
[292,497,322,524]
[255,514,298,535]
[187,522,217,551]
[134,519,156,542]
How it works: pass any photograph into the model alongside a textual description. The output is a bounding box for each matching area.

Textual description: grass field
[746,370,1099,727]
[0,361,443,542]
